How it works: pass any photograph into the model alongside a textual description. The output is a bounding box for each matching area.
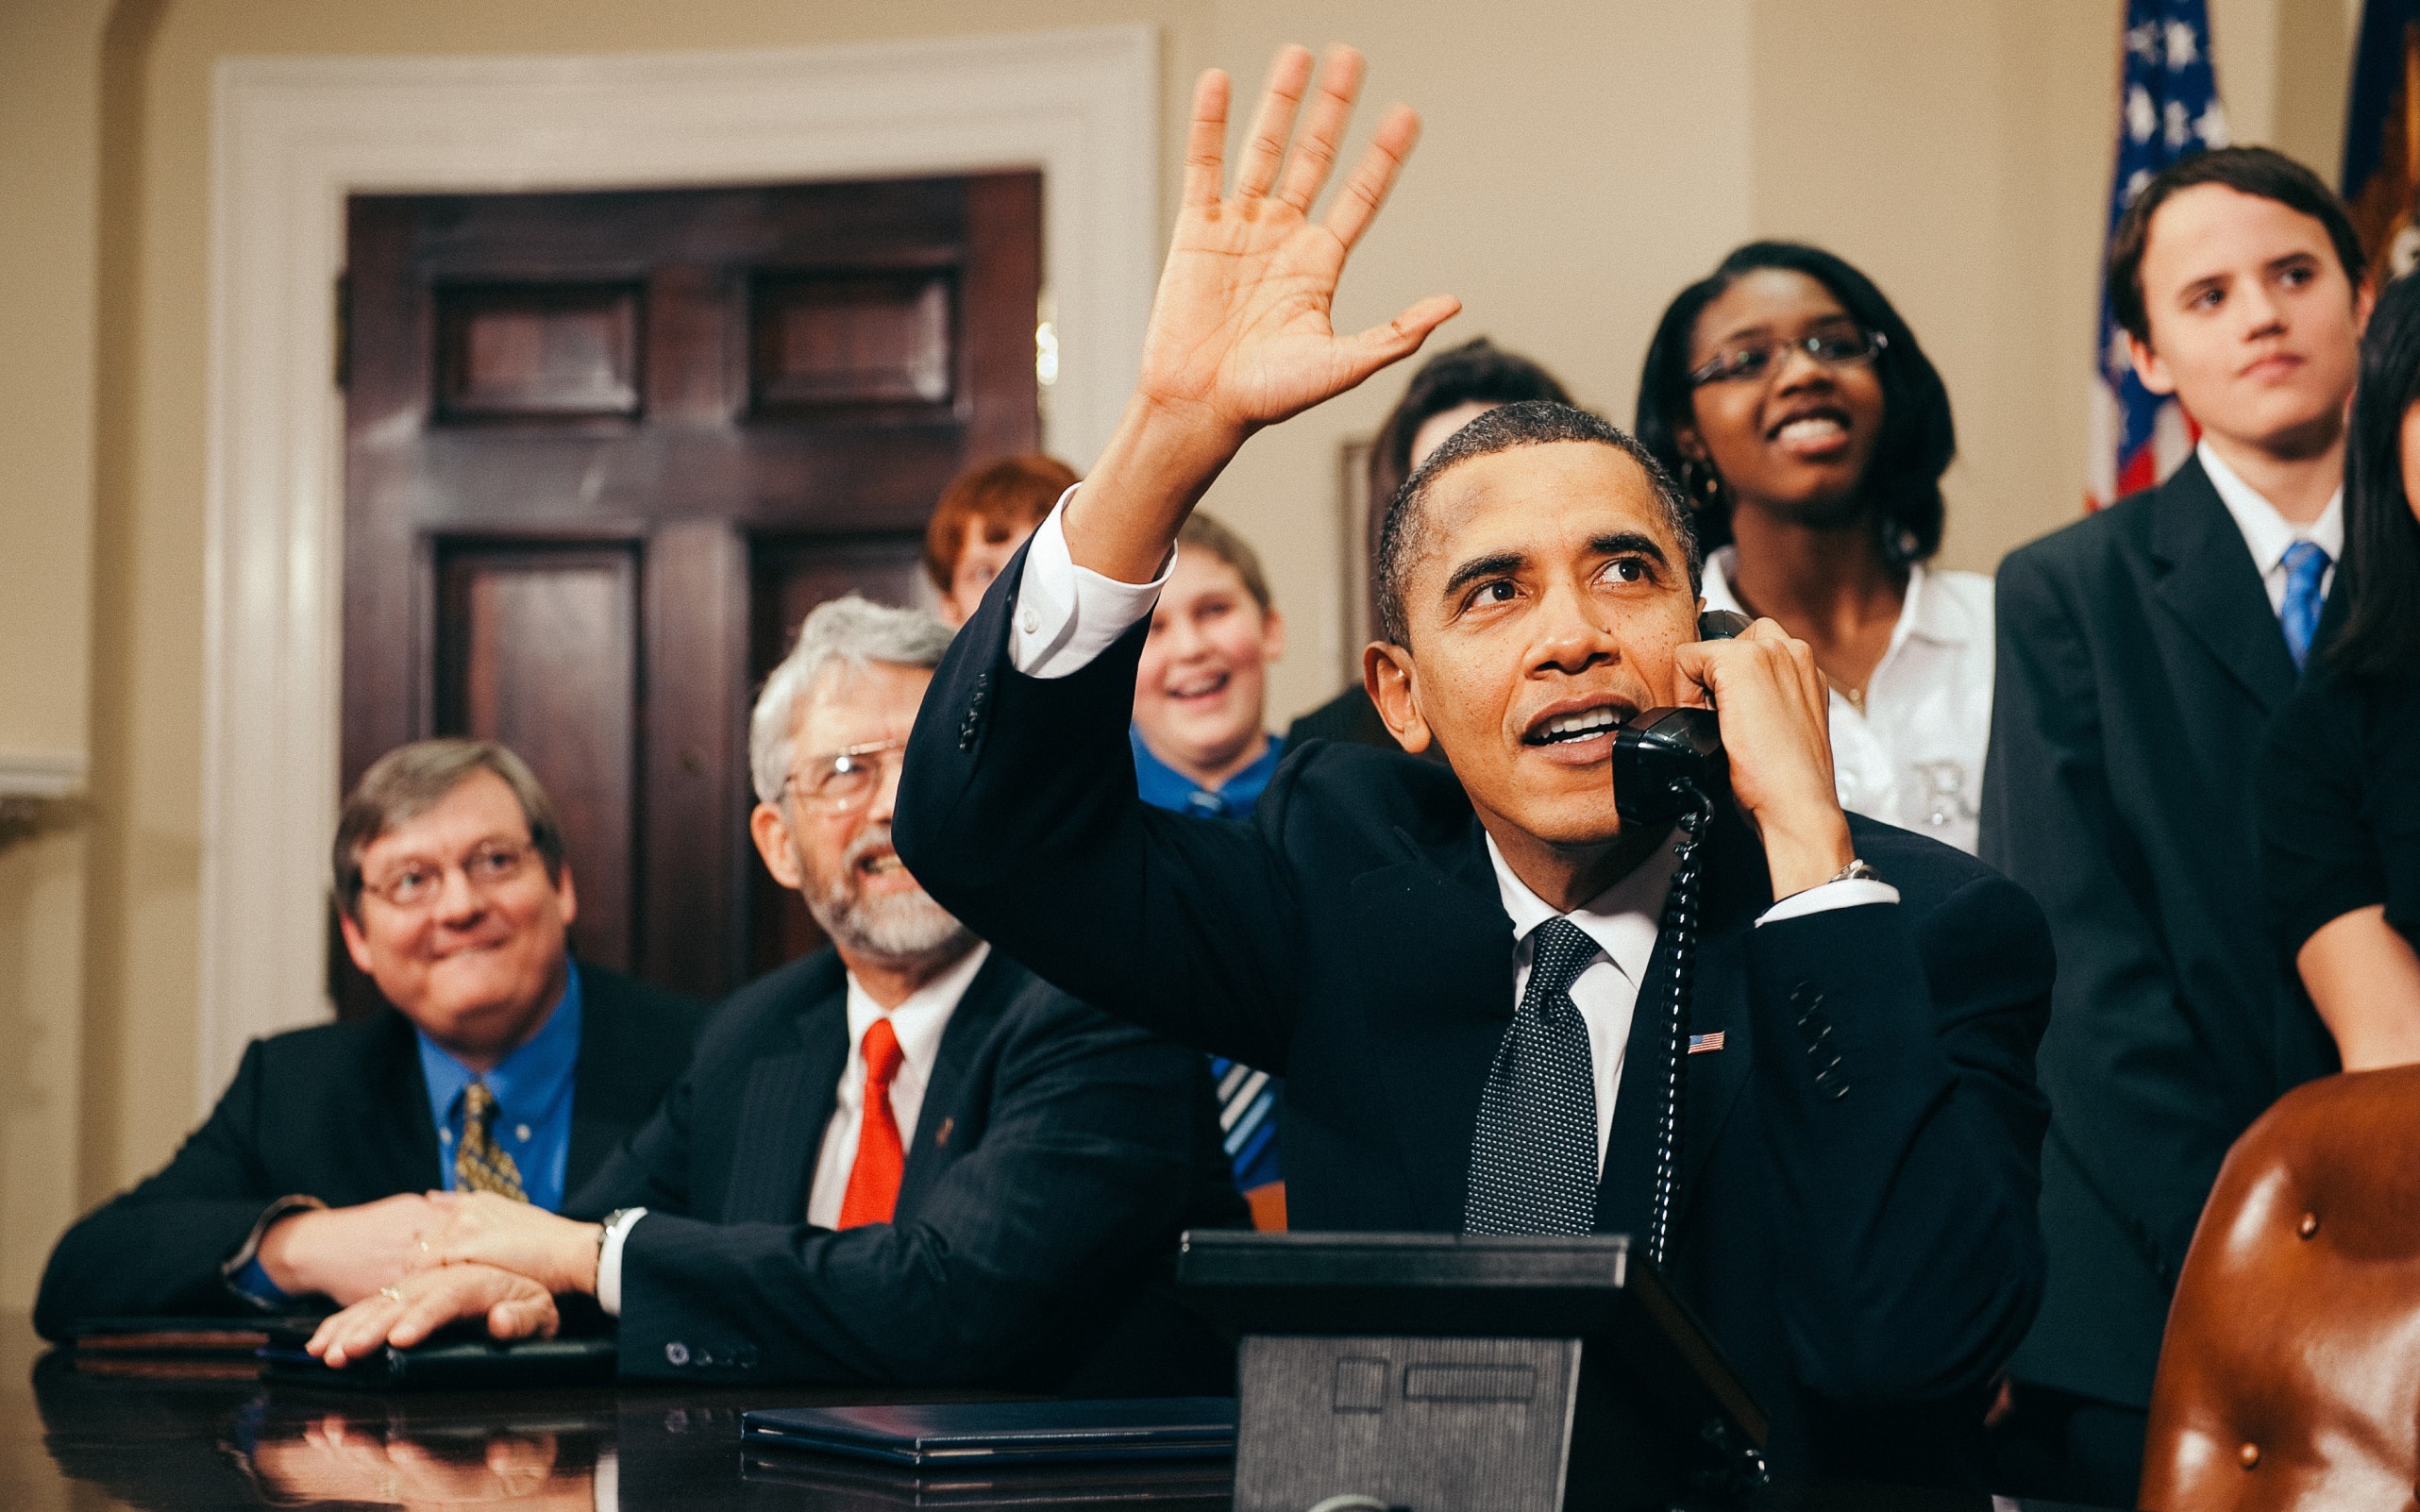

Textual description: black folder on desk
[741,1399,1237,1468]
[257,1322,617,1390]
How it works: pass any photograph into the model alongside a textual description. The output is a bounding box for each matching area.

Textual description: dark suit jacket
[33,963,701,1340]
[1284,680,1448,764]
[567,945,1248,1392]
[1981,457,2339,1411]
[894,549,2055,1484]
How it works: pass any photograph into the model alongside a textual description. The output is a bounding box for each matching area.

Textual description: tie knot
[1527,917,1601,1000]
[2283,540,2329,582]
[462,1081,496,1126]
[862,1016,904,1088]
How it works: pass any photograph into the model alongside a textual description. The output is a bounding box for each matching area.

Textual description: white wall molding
[0,751,88,800]
[202,26,1160,1113]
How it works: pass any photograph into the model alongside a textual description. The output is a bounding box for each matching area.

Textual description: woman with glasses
[1637,241,1991,852]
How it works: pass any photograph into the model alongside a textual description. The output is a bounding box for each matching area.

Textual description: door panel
[435,543,639,972]
[342,173,1039,1014]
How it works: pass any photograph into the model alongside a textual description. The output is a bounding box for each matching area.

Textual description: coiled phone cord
[1645,781,1715,1270]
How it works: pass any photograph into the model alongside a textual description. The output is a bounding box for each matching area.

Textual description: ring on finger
[379,1285,406,1302]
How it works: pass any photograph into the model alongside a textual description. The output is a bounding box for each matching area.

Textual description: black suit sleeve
[34,1041,294,1338]
[895,552,1305,1072]
[1748,874,2052,1403]
[607,1000,1204,1386]
[2259,670,2382,961]
[1980,546,2228,1285]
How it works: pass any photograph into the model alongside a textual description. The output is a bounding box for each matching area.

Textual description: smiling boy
[1981,146,2367,1504]
[1131,511,1289,818]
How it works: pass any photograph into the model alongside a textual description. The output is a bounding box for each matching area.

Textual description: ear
[338,909,377,976]
[1259,604,1287,665]
[2126,330,2178,397]
[1364,642,1433,754]
[2355,275,2378,336]
[552,861,579,930]
[749,802,808,892]
[1671,418,1710,463]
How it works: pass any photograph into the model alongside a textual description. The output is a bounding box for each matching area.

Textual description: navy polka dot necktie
[1466,916,1603,1235]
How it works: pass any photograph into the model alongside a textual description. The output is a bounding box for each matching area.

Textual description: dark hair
[2108,145,2364,345]
[1635,241,1955,563]
[2328,272,2420,680]
[1365,338,1575,568]
[333,739,565,921]
[1373,400,1698,646]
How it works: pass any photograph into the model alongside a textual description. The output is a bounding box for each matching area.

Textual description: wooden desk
[2,1313,2112,1510]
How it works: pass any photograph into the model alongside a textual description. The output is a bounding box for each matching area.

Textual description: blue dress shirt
[1130,728,1286,820]
[1130,729,1286,1195]
[416,961,582,1214]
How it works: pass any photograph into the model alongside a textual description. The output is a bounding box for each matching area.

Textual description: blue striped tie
[2279,541,2329,671]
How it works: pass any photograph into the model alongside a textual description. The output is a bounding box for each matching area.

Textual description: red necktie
[837,1016,906,1228]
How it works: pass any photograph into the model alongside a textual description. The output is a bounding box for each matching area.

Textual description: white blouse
[1700,547,1995,855]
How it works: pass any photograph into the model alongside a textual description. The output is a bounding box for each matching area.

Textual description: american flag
[2090,0,2230,511]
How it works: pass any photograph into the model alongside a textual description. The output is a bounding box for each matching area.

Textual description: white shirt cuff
[1006,486,1175,679]
[594,1207,647,1318]
[1754,877,1900,927]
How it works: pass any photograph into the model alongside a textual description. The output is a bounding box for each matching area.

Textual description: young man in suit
[35,741,701,1338]
[308,596,1243,1391]
[1981,147,2367,1504]
[891,45,2053,1486]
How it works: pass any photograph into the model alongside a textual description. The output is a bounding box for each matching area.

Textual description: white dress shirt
[1004,488,1900,1164]
[595,942,990,1316]
[2195,439,2343,613]
[1699,547,1995,855]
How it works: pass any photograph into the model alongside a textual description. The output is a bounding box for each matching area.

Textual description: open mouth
[1766,405,1853,457]
[1166,670,1231,702]
[856,849,907,879]
[1522,701,1631,748]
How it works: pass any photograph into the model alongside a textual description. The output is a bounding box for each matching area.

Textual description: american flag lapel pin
[1688,1031,1726,1055]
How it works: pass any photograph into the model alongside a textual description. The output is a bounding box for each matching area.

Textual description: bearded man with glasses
[36,740,703,1340]
[303,594,1245,1394]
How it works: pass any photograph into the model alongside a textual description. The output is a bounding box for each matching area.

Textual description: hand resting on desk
[306,1260,557,1368]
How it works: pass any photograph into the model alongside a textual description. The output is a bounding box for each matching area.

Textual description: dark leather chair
[2139,1064,2420,1510]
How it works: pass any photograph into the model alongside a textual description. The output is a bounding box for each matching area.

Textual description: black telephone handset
[1607,609,1748,1270]
[1610,610,1747,825]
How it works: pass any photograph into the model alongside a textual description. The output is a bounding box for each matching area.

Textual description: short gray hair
[750,595,956,804]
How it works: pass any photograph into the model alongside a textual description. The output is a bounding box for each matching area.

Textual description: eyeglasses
[785,736,908,814]
[1688,327,1888,388]
[361,840,536,911]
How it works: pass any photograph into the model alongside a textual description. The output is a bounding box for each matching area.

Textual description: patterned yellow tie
[454,1082,529,1201]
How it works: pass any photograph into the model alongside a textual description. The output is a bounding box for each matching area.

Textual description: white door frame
[201,25,1160,1112]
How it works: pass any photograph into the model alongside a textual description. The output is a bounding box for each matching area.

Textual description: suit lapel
[894,949,1017,1217]
[565,969,626,1193]
[369,1011,447,1195]
[2148,458,2299,714]
[1670,808,1769,1227]
[1354,816,1517,1231]
[720,978,849,1223]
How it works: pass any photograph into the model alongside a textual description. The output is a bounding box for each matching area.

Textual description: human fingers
[1233,45,1315,201]
[310,1295,402,1369]
[1182,69,1231,210]
[1272,45,1366,213]
[1336,295,1463,393]
[486,1289,561,1342]
[385,1271,493,1351]
[1322,103,1420,250]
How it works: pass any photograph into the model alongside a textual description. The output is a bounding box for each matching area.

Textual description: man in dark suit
[1981,147,2365,1504]
[35,740,700,1339]
[306,596,1244,1391]
[891,45,2052,1486]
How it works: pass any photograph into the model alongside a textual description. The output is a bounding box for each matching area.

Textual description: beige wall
[0,0,2365,1308]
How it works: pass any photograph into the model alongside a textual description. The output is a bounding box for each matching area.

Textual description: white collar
[1483,830,1678,990]
[1699,545,1970,649]
[843,941,991,1070]
[2195,439,2344,573]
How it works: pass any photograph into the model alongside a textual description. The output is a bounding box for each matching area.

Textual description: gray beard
[802,823,977,971]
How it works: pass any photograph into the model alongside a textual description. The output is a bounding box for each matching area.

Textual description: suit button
[665,1341,690,1367]
[1019,609,1038,635]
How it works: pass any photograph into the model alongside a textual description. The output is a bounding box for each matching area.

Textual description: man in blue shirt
[1129,510,1289,1215]
[35,740,700,1336]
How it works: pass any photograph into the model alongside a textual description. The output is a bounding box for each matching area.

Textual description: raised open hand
[1067,45,1458,584]
[1138,45,1460,436]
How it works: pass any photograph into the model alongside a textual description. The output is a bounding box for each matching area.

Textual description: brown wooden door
[341,175,1040,1013]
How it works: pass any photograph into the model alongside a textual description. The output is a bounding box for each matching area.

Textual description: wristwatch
[1826,858,1880,885]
